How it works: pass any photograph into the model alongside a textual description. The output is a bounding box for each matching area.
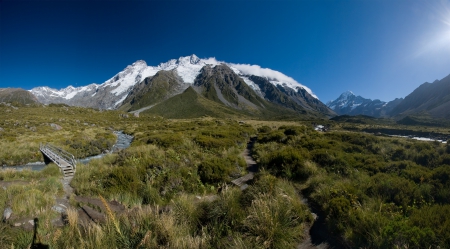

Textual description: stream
[2,131,133,171]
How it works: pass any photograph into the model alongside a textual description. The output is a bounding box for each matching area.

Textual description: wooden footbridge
[40,143,76,177]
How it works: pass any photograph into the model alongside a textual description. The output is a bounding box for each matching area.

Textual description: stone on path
[2,207,12,221]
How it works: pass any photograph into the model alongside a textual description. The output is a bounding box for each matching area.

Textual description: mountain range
[2,54,449,120]
[327,73,450,120]
[28,55,335,118]
[326,91,402,118]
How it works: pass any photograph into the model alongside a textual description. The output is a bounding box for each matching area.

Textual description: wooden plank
[231,173,254,187]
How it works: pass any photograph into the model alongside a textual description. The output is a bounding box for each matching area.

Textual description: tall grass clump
[243,193,307,248]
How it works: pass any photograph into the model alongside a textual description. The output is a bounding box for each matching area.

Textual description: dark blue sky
[1,0,450,102]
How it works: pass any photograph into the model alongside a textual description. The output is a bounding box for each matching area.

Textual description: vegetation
[0,104,119,166]
[254,125,450,248]
[1,104,450,248]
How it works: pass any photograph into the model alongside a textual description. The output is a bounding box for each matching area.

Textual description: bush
[262,147,315,181]
[281,126,305,136]
[195,135,235,150]
[257,125,272,133]
[103,166,144,197]
[198,158,234,184]
[243,193,309,248]
[367,173,416,210]
[327,197,351,220]
[381,220,436,249]
[259,130,286,143]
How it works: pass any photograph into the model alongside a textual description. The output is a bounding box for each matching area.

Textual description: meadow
[0,104,449,248]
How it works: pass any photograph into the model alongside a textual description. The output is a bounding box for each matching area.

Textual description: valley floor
[1,105,450,248]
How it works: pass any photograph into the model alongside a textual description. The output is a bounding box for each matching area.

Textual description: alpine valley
[29,55,335,119]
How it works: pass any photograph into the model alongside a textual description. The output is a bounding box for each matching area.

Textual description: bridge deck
[40,143,76,177]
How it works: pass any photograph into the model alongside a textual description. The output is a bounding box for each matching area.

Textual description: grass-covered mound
[143,87,247,119]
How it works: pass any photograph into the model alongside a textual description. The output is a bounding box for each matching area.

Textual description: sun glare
[413,0,450,57]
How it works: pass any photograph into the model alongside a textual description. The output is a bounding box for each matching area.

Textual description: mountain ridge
[30,55,319,110]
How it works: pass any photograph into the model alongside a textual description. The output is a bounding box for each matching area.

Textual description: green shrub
[195,135,235,150]
[261,147,315,181]
[257,125,272,133]
[281,126,305,136]
[259,130,286,143]
[198,158,234,184]
[367,173,416,210]
[243,193,309,248]
[381,219,436,249]
[103,166,144,197]
[327,197,351,220]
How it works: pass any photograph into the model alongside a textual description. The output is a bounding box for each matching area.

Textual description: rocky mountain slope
[30,55,332,117]
[250,75,334,116]
[326,91,401,117]
[119,70,189,112]
[390,74,450,119]
[126,63,324,119]
[0,88,39,105]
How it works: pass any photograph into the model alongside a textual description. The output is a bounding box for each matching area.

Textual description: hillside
[390,74,450,119]
[119,70,189,112]
[250,75,335,117]
[0,88,39,105]
[142,86,247,119]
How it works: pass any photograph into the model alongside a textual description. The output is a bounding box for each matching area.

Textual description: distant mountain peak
[327,91,401,117]
[340,90,354,98]
[131,60,147,66]
[176,54,202,65]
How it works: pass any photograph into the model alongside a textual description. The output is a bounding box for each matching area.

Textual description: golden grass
[99,195,121,236]
[66,207,78,230]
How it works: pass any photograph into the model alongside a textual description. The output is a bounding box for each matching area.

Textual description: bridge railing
[40,143,77,169]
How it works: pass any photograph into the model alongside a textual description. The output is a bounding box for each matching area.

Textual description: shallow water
[390,135,447,143]
[2,131,133,171]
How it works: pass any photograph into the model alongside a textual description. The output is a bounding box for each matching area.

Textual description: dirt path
[241,136,341,249]
[231,137,258,189]
[242,136,257,173]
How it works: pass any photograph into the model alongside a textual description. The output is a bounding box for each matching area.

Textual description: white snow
[64,90,78,100]
[240,76,261,92]
[114,94,128,108]
[351,103,361,110]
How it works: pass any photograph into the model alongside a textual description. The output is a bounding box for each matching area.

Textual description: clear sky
[1,0,450,103]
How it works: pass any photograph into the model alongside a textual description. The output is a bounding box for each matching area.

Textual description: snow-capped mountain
[327,91,401,117]
[30,55,319,110]
[326,91,370,112]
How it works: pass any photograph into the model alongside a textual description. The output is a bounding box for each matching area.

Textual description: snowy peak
[177,54,201,65]
[327,91,369,111]
[339,90,354,99]
[327,91,402,118]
